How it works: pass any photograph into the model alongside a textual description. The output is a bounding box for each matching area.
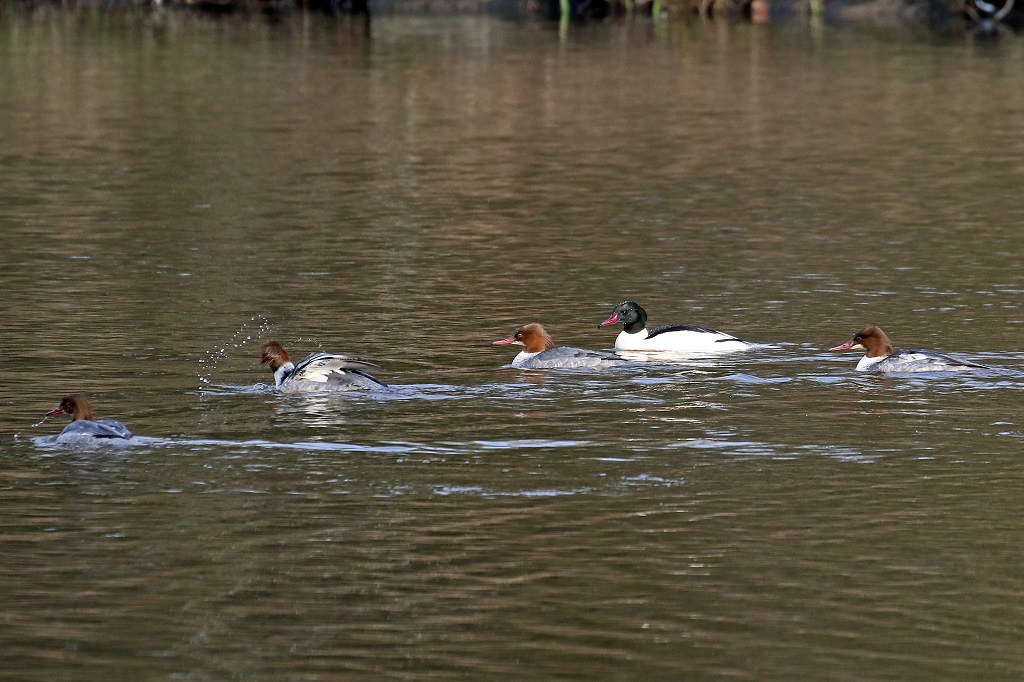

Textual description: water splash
[197,314,272,386]
[30,414,52,428]
[294,336,323,348]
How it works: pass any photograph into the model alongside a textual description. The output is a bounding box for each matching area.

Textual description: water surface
[3,9,1024,679]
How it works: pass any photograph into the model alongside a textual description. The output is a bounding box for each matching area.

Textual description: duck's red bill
[828,341,857,351]
[492,337,517,346]
[45,407,63,416]
[598,314,620,327]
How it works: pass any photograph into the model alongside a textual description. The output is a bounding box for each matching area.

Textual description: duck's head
[46,394,93,421]
[259,341,292,371]
[829,326,895,358]
[492,323,557,354]
[598,301,647,334]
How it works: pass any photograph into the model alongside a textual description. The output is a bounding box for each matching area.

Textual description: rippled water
[4,7,1024,678]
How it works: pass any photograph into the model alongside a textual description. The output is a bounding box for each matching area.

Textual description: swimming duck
[828,326,987,372]
[259,341,388,391]
[493,323,626,369]
[46,394,132,441]
[598,301,752,353]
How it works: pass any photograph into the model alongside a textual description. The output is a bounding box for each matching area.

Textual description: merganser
[828,326,987,372]
[493,323,626,369]
[259,341,388,391]
[598,301,752,353]
[46,394,132,441]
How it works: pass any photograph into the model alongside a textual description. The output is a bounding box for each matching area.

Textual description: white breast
[274,362,296,387]
[855,355,886,371]
[510,350,540,367]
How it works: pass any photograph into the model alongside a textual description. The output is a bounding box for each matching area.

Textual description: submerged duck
[828,326,987,373]
[46,394,132,441]
[598,301,752,353]
[259,341,388,391]
[493,323,625,369]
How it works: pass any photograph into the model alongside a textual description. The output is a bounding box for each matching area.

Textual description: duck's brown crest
[61,394,94,421]
[854,326,895,357]
[515,323,557,353]
[260,341,291,370]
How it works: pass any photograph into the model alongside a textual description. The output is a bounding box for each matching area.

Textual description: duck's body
[260,342,388,391]
[493,323,625,369]
[510,345,626,370]
[57,419,133,442]
[46,394,132,442]
[598,301,751,353]
[829,326,986,373]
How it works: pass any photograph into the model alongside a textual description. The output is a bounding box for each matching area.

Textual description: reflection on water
[4,7,1024,680]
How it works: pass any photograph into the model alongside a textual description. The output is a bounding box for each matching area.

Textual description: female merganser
[493,323,626,369]
[598,301,752,353]
[828,326,987,372]
[46,394,132,441]
[259,341,388,391]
